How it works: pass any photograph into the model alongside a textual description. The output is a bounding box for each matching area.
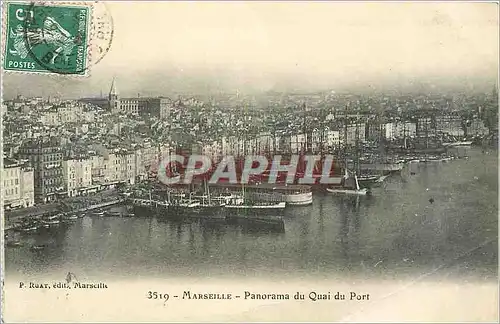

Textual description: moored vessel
[211,183,313,206]
[225,201,286,222]
[327,171,370,196]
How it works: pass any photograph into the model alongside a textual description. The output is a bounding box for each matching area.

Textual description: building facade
[62,156,94,197]
[18,137,65,203]
[2,158,35,209]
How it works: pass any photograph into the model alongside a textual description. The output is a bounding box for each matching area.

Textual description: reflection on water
[4,149,498,280]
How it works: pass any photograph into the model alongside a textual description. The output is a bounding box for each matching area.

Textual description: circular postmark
[21,1,113,75]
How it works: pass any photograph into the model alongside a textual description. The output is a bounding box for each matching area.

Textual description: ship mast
[343,105,349,177]
[355,111,360,176]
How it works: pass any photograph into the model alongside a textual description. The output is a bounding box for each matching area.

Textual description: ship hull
[131,201,226,220]
[132,205,155,217]
[247,191,313,206]
[225,203,285,222]
[168,205,226,219]
[211,184,314,206]
[326,187,370,196]
[356,163,404,172]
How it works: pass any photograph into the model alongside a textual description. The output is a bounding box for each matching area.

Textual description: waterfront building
[254,132,279,154]
[201,141,223,162]
[132,143,160,181]
[466,118,489,136]
[62,156,95,197]
[383,122,417,140]
[90,154,106,185]
[99,148,137,186]
[2,158,35,209]
[435,115,464,137]
[346,123,367,145]
[18,137,64,203]
[221,136,245,156]
[365,120,383,141]
[325,130,342,148]
[416,117,438,139]
[290,133,307,153]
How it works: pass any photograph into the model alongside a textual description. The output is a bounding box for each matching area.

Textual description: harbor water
[4,148,498,282]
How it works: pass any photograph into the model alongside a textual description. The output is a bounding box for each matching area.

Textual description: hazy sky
[3,1,499,99]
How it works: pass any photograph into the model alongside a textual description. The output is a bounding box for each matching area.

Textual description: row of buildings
[2,80,493,207]
[195,115,488,159]
[3,137,168,206]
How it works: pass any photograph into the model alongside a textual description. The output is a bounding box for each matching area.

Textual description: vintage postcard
[1,1,498,322]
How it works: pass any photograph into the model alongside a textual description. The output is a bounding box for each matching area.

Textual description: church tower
[109,77,120,113]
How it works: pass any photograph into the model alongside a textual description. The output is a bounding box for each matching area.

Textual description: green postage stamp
[3,2,91,75]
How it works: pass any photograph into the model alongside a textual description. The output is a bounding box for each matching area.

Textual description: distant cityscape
[1,79,498,208]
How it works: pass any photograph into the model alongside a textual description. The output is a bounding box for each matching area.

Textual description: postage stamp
[3,2,92,75]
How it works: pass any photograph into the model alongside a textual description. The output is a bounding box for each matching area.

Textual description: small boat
[92,210,105,217]
[20,226,40,233]
[440,157,454,162]
[375,175,389,183]
[7,241,23,247]
[30,244,47,251]
[444,141,473,147]
[327,171,370,196]
[104,211,122,217]
[44,219,60,226]
[46,214,60,221]
[63,214,79,221]
[357,174,380,182]
[123,212,135,217]
[327,187,369,195]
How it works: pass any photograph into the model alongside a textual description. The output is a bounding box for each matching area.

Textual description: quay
[68,199,126,214]
[4,199,126,231]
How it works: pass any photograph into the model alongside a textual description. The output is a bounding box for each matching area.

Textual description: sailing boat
[327,169,369,195]
[327,109,370,195]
